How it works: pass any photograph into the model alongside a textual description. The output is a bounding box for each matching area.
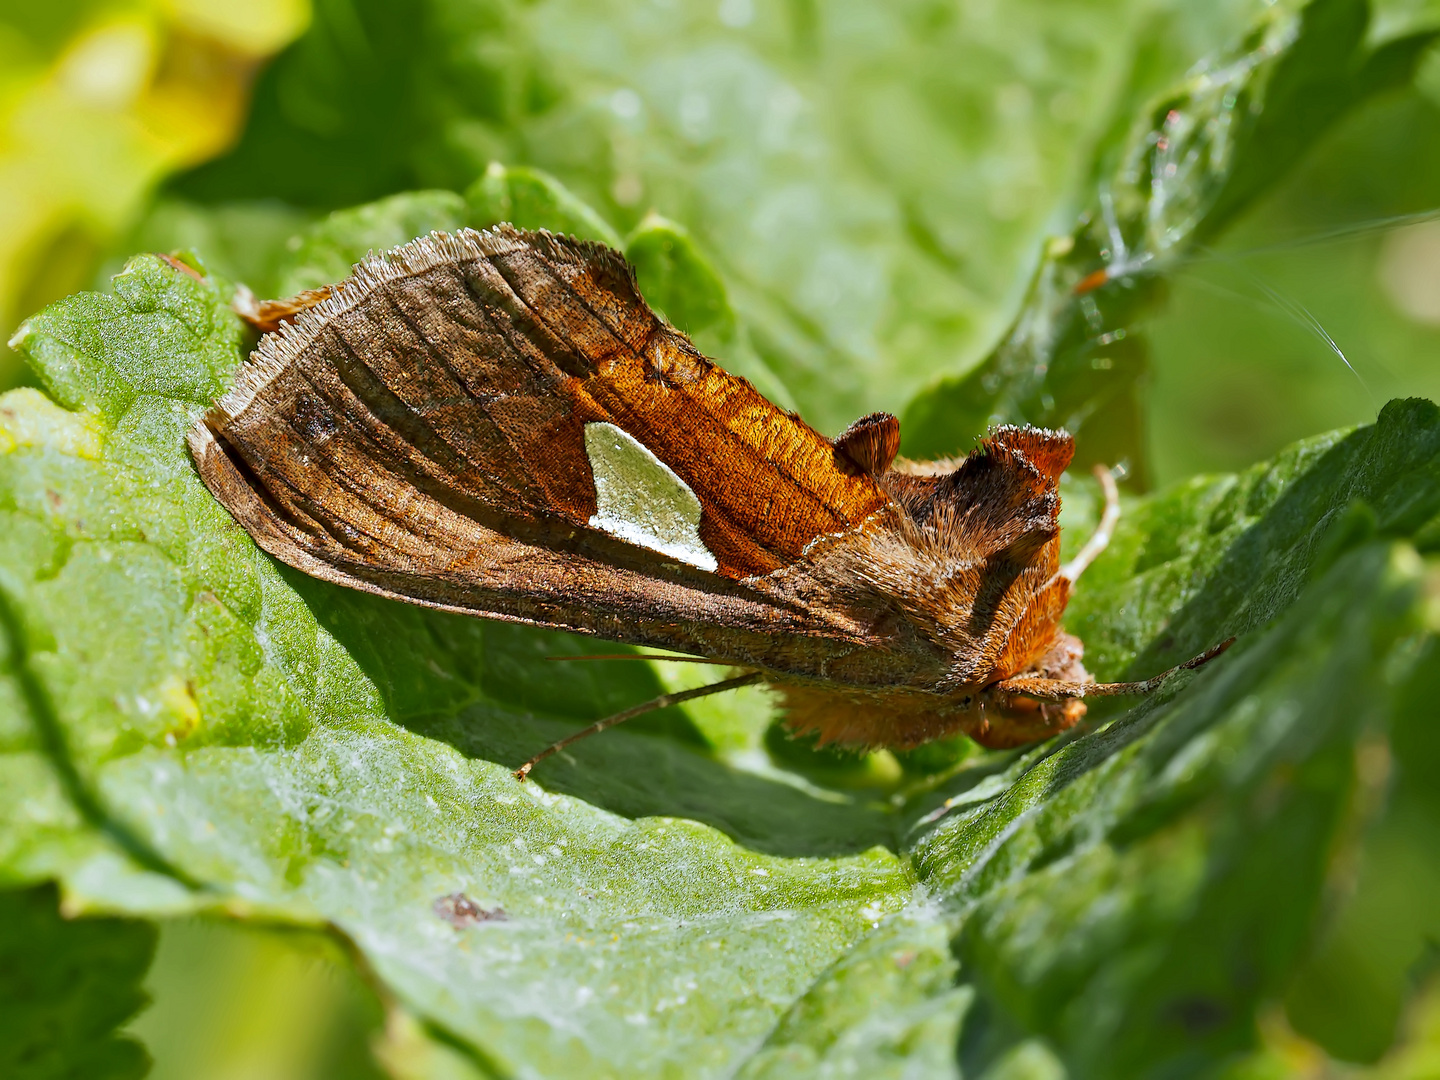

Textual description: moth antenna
[1245,273,1372,402]
[543,654,729,663]
[992,638,1234,700]
[514,671,764,781]
[1195,206,1440,260]
[1059,464,1121,584]
[1186,247,1376,408]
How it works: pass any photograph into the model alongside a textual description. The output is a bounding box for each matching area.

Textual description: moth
[188,226,1227,778]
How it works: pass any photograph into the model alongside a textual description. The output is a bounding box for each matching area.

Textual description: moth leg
[993,638,1234,700]
[514,671,763,781]
[1060,464,1121,583]
[232,284,335,333]
[158,253,204,282]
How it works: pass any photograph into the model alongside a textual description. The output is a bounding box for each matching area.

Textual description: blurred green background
[7,0,1440,484]
[3,0,1439,1076]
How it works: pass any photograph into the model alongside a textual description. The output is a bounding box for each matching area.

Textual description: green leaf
[9,259,244,419]
[624,213,735,340]
[466,162,622,248]
[5,238,1440,1077]
[0,883,155,1080]
[899,0,1440,479]
[1062,398,1440,678]
[937,541,1426,1079]
[1278,633,1440,1062]
[275,191,471,297]
[6,2,1440,1073]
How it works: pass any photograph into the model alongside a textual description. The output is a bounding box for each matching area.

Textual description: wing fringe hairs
[211,226,627,421]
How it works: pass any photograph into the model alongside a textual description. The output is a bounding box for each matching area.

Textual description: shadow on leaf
[281,568,897,859]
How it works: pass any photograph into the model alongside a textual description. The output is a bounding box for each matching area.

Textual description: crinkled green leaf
[935,541,1425,1079]
[900,0,1440,480]
[5,237,1440,1077]
[735,901,970,1078]
[6,2,1440,1075]
[1063,398,1440,678]
[0,883,154,1080]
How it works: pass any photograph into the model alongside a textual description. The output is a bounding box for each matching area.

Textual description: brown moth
[188,226,1227,778]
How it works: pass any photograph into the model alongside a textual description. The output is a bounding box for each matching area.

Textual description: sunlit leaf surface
[3,0,1440,1077]
[3,208,1438,1075]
